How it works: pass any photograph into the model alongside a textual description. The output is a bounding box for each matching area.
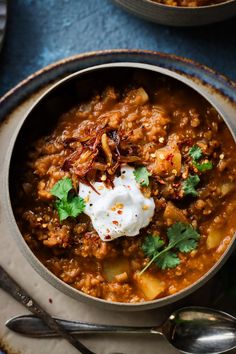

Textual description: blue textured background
[0,0,236,96]
[0,2,235,353]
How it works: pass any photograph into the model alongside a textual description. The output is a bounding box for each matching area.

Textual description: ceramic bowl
[3,57,236,311]
[112,0,236,26]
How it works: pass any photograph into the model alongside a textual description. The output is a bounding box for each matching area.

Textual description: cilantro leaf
[142,235,164,258]
[167,222,188,245]
[183,174,200,197]
[155,251,180,269]
[193,161,213,172]
[189,145,202,161]
[55,200,71,222]
[56,196,85,222]
[140,222,200,274]
[133,167,151,187]
[189,145,213,174]
[51,178,85,222]
[51,178,73,200]
[178,239,198,253]
[167,222,200,252]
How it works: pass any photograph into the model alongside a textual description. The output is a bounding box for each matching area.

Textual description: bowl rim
[1,49,236,111]
[144,0,236,9]
[4,61,236,310]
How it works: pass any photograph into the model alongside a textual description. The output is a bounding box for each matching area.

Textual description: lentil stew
[152,0,228,7]
[11,70,236,303]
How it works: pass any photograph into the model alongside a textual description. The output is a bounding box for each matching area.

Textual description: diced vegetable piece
[103,258,130,281]
[132,87,149,106]
[220,183,235,197]
[153,145,182,176]
[115,272,128,283]
[163,202,188,224]
[207,200,236,249]
[135,272,166,300]
[206,227,223,249]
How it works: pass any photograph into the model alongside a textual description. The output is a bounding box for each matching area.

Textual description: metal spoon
[6,306,236,354]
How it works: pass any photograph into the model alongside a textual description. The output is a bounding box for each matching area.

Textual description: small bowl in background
[112,0,236,26]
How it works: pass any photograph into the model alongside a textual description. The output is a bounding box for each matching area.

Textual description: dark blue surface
[0,0,236,98]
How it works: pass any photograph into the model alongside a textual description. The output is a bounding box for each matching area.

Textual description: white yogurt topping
[79,165,155,241]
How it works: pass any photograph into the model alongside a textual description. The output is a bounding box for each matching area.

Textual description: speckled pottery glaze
[0,0,7,50]
[1,50,236,312]
[112,0,236,26]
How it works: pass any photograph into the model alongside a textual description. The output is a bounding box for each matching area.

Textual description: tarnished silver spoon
[6,306,236,354]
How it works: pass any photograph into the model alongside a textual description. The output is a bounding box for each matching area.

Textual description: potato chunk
[207,200,236,249]
[164,202,188,224]
[135,273,166,300]
[132,87,149,106]
[220,183,235,197]
[103,258,130,281]
[152,145,182,176]
[206,227,223,249]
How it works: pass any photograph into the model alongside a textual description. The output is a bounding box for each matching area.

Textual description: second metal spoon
[6,306,236,354]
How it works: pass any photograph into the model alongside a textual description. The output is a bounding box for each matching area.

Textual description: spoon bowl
[163,307,236,354]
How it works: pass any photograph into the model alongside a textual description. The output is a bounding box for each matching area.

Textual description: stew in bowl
[10,66,236,304]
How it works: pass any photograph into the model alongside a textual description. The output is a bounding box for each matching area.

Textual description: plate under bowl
[3,56,236,311]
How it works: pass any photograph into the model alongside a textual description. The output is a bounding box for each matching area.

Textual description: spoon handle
[0,265,94,353]
[6,314,160,338]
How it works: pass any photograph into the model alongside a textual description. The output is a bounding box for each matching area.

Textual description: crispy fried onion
[63,147,99,177]
[62,124,140,181]
[101,133,112,165]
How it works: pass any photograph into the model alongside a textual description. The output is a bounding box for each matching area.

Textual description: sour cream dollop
[79,165,155,241]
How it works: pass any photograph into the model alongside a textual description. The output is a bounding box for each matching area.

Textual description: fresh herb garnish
[193,161,213,172]
[189,145,213,172]
[189,145,202,161]
[51,178,73,200]
[51,178,85,222]
[133,166,151,187]
[142,235,164,258]
[155,251,180,270]
[183,174,200,197]
[140,222,200,274]
[55,196,85,222]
